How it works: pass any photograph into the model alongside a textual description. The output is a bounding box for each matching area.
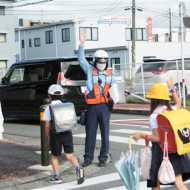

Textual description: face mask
[96,63,106,71]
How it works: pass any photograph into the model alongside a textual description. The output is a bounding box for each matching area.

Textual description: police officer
[78,34,114,167]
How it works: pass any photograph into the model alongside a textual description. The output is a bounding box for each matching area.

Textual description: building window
[34,38,40,47]
[153,34,159,42]
[125,28,132,41]
[165,33,170,42]
[79,27,98,41]
[0,60,7,78]
[0,33,7,43]
[45,30,53,44]
[62,28,70,42]
[19,18,23,27]
[125,28,147,41]
[21,40,25,48]
[142,28,147,41]
[0,60,7,69]
[0,6,5,16]
[111,58,121,75]
[29,39,32,47]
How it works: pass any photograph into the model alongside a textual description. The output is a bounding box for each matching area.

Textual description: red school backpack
[157,108,190,155]
[157,112,177,153]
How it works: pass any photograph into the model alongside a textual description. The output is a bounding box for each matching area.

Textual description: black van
[0,58,89,120]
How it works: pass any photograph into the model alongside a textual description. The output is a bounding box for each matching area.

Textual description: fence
[132,59,190,105]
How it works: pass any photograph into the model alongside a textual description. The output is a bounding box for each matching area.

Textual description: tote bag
[158,132,175,184]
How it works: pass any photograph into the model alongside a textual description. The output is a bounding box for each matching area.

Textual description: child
[132,81,190,190]
[44,84,84,184]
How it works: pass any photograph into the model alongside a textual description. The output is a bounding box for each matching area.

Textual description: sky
[6,0,190,27]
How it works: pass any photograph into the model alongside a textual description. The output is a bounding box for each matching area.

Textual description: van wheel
[174,83,187,98]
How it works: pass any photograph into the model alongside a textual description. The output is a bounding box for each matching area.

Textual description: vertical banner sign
[147,17,153,42]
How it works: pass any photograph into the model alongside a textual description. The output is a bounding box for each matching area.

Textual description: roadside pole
[0,102,4,140]
[40,99,50,166]
[179,1,186,107]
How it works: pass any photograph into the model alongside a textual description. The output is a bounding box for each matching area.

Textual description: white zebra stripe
[111,129,151,135]
[74,133,146,146]
[32,172,151,190]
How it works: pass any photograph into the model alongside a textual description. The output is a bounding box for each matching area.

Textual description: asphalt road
[1,113,189,190]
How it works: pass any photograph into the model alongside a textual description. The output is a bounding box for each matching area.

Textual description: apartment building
[0,0,19,79]
[16,16,190,80]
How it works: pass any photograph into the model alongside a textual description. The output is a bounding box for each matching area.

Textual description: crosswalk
[32,118,178,190]
[33,172,149,190]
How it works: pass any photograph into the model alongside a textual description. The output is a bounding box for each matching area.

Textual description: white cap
[48,84,64,95]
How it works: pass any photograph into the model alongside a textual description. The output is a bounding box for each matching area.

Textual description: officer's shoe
[82,160,92,167]
[76,167,85,184]
[98,160,106,167]
[98,153,112,167]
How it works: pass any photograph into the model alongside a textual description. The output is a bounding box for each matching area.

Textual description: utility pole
[131,0,136,74]
[179,1,186,107]
[169,8,172,42]
[125,0,142,79]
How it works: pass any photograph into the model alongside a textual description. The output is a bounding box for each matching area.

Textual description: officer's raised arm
[78,34,90,73]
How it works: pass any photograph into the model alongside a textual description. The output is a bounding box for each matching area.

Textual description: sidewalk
[113,103,150,115]
[0,103,149,189]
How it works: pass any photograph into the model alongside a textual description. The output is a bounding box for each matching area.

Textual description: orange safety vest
[85,68,112,105]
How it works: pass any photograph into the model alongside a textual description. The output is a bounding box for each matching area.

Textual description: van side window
[9,67,25,83]
[45,62,59,81]
[165,61,177,70]
[140,62,165,72]
[24,65,46,82]
[185,60,190,70]
[64,65,86,80]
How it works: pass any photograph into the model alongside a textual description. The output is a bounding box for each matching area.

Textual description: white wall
[135,41,190,64]
[0,15,18,69]
[19,22,76,60]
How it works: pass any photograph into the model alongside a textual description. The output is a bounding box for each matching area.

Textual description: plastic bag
[109,83,125,104]
[140,140,151,180]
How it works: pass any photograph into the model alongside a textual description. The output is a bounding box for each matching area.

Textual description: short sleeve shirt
[149,105,177,130]
[149,105,167,130]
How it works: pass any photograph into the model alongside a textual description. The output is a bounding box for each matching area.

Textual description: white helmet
[93,50,109,60]
[48,84,64,95]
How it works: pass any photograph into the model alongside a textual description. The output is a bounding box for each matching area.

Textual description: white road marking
[105,181,150,190]
[32,172,151,190]
[111,129,151,135]
[110,118,149,127]
[74,134,146,146]
[110,119,148,122]
[110,123,149,127]
[104,186,126,190]
[35,151,51,155]
[32,172,120,190]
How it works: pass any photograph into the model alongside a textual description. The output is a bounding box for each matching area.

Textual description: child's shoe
[49,174,63,184]
[76,167,85,184]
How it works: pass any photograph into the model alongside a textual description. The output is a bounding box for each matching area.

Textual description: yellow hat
[146,83,170,100]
